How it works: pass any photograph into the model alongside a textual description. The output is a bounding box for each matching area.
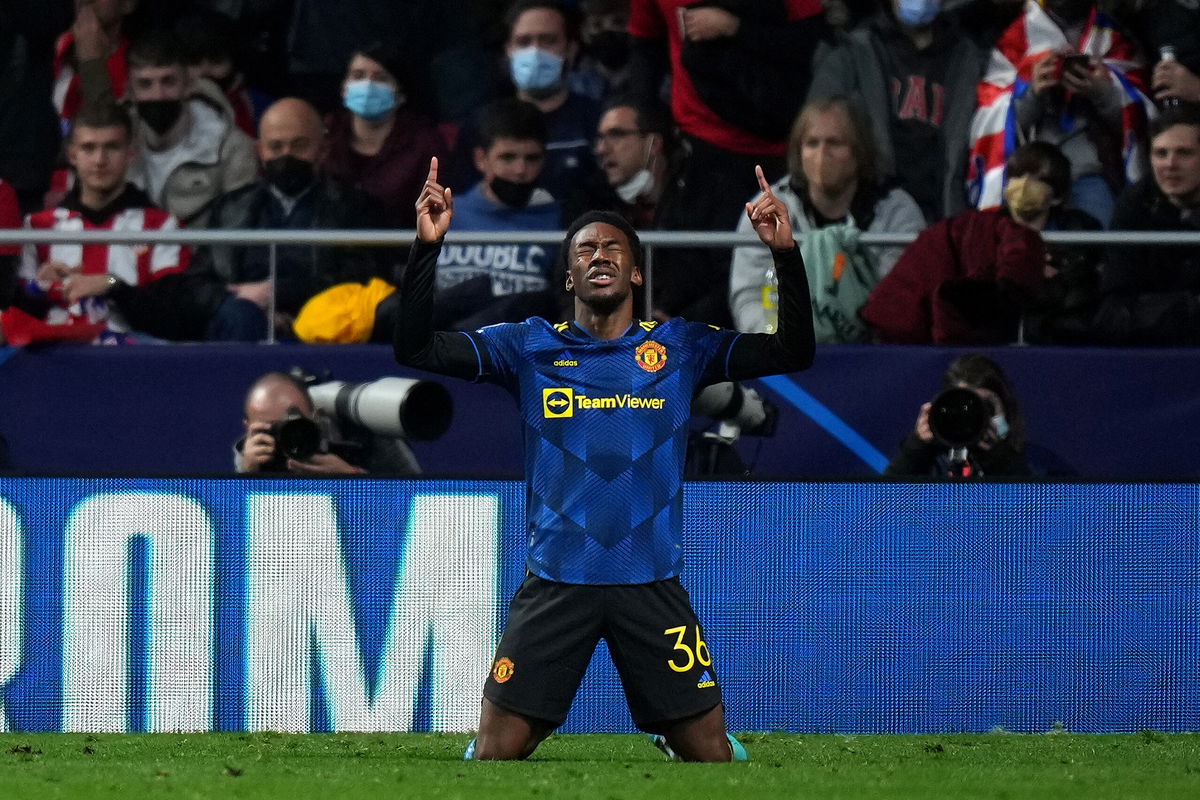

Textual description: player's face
[67,124,134,196]
[565,222,642,310]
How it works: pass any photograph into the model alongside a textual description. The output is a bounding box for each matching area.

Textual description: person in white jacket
[729,96,926,339]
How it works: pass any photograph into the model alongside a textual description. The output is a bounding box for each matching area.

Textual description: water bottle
[1158,46,1182,108]
[761,263,778,334]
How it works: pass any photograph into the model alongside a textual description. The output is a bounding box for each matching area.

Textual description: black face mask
[490,176,537,208]
[589,31,631,71]
[137,99,184,136]
[264,155,316,196]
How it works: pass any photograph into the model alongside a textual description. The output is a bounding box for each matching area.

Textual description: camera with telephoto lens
[307,377,452,441]
[927,387,990,449]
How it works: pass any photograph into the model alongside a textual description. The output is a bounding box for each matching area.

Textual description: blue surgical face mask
[896,0,940,27]
[509,47,565,92]
[343,79,399,122]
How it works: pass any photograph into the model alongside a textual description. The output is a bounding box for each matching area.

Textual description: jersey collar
[565,319,648,340]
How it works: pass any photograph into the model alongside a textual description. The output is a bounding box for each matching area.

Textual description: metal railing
[4,228,1198,343]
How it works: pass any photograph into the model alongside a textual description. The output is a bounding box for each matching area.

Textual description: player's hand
[680,7,740,41]
[915,402,934,443]
[63,273,112,303]
[229,280,273,310]
[1029,52,1061,95]
[416,156,453,243]
[37,260,76,285]
[287,452,364,474]
[745,165,795,251]
[242,422,277,473]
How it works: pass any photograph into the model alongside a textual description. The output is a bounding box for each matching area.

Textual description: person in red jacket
[860,142,1066,344]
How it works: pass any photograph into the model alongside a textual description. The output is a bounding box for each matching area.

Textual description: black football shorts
[482,574,723,732]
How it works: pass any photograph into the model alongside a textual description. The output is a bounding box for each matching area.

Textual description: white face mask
[615,168,654,203]
[613,135,657,203]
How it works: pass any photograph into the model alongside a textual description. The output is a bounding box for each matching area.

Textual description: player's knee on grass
[474,698,555,760]
[661,704,732,762]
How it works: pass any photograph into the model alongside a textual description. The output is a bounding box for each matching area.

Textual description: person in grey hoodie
[730,96,925,340]
[807,0,987,223]
[76,24,257,228]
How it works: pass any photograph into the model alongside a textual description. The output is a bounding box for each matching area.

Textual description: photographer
[237,371,365,475]
[885,353,1031,478]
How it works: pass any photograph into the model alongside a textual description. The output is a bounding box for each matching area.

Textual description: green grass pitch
[1,732,1197,799]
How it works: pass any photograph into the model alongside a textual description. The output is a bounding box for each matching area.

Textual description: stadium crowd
[0,0,1198,347]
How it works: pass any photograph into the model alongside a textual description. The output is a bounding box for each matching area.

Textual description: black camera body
[927,387,990,449]
[262,412,323,471]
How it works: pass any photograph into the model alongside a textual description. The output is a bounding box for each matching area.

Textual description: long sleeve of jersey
[710,244,815,383]
[393,238,491,380]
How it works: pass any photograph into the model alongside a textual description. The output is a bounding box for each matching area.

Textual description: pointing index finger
[755,164,771,195]
[427,156,439,184]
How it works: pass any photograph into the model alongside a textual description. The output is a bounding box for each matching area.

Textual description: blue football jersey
[469,317,741,584]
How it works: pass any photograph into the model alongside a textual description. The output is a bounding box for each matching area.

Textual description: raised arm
[713,166,815,380]
[393,158,489,379]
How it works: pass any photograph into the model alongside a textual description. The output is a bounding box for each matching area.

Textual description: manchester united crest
[492,657,515,683]
[635,340,667,373]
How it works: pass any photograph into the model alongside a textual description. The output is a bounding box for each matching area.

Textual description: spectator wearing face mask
[860,140,1063,345]
[427,99,563,331]
[884,353,1033,478]
[967,0,1154,228]
[178,97,381,341]
[76,25,258,228]
[322,42,448,231]
[450,1,602,203]
[730,96,926,341]
[176,8,259,138]
[808,0,988,224]
[570,0,636,104]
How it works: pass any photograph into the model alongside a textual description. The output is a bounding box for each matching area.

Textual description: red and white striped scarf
[966,0,1154,210]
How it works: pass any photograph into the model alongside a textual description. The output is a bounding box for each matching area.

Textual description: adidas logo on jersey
[696,670,716,689]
